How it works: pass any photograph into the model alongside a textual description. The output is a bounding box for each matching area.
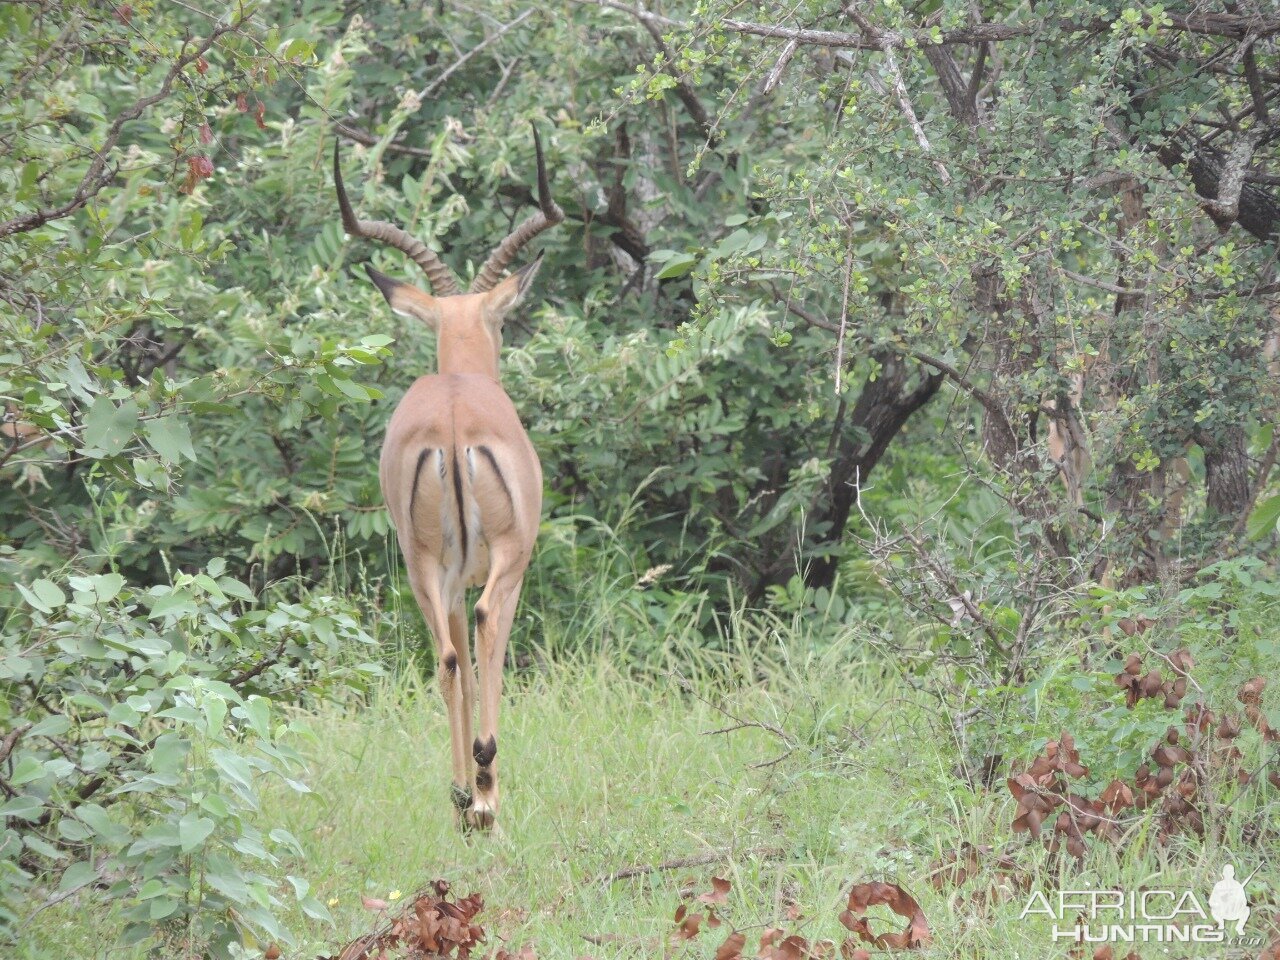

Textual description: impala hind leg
[468,567,523,832]
[447,601,476,799]
[406,571,472,826]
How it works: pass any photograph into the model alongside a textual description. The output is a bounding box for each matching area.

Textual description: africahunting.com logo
[1020,864,1263,948]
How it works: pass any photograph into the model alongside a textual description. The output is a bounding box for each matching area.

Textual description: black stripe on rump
[475,445,514,510]
[452,448,468,565]
[408,448,431,524]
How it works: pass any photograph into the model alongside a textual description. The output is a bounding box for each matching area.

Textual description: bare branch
[762,38,800,94]
[417,8,536,99]
[847,8,951,184]
[575,0,1280,54]
[1202,131,1262,226]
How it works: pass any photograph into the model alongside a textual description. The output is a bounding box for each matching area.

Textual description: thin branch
[846,8,952,183]
[418,8,535,99]
[1244,44,1270,126]
[574,0,1280,53]
[588,846,785,884]
[762,38,800,94]
[628,2,719,144]
[0,723,32,765]
[335,122,434,158]
[835,238,854,393]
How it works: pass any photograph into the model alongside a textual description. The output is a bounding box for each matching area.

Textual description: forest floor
[29,646,1278,959]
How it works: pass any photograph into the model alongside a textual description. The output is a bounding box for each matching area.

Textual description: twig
[418,9,535,99]
[589,845,785,884]
[762,39,800,94]
[228,636,287,687]
[0,723,32,765]
[846,8,951,185]
[335,122,434,158]
[627,2,719,144]
[835,238,854,393]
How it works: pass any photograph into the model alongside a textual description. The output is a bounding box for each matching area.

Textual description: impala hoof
[466,801,496,832]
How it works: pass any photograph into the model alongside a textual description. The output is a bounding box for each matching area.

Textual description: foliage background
[2,0,1278,954]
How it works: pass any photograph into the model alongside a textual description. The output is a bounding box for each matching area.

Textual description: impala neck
[436,316,501,381]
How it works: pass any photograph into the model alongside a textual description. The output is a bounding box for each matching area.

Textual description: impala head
[334,124,564,379]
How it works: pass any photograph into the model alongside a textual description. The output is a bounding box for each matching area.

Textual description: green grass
[22,633,1279,959]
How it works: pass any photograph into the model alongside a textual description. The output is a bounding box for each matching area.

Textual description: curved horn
[470,123,564,293]
[333,139,460,297]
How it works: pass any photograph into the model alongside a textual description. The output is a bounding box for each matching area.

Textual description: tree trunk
[1199,424,1252,519]
[803,352,943,589]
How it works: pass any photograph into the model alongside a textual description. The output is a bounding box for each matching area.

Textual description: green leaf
[178,813,216,853]
[144,416,197,464]
[1245,494,1280,541]
[58,860,98,892]
[0,795,43,820]
[17,578,66,613]
[654,252,698,280]
[10,756,45,785]
[80,396,139,458]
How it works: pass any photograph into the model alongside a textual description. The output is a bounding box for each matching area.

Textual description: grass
[22,628,1280,959]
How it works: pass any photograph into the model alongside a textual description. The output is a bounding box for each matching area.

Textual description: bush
[0,562,380,951]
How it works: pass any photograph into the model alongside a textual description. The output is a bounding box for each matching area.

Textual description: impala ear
[365,265,441,330]
[483,252,544,321]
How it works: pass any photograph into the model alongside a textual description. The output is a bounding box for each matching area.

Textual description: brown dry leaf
[699,876,732,905]
[839,942,871,960]
[1100,779,1134,812]
[675,911,704,941]
[263,946,281,960]
[758,927,785,955]
[840,881,931,949]
[334,881,487,960]
[1117,618,1154,636]
[1239,676,1266,707]
[770,935,810,960]
[716,931,747,960]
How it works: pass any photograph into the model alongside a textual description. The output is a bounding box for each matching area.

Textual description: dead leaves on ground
[326,872,936,960]
[839,882,931,950]
[1007,654,1278,860]
[327,879,498,960]
[926,841,1028,909]
[671,875,930,960]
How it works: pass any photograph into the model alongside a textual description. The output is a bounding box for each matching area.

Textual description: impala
[334,127,563,831]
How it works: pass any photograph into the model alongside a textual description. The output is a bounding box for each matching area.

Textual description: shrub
[0,562,380,951]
